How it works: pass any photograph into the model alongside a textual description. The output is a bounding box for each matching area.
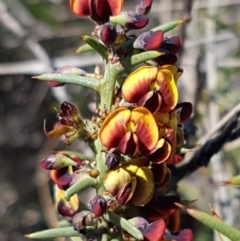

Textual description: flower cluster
[35,0,194,240]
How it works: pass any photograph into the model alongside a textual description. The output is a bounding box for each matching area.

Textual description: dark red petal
[50,167,73,190]
[138,91,162,114]
[118,132,139,156]
[164,229,193,241]
[175,102,193,123]
[125,12,149,29]
[136,0,153,15]
[100,23,118,46]
[90,195,107,217]
[106,0,124,16]
[162,36,182,54]
[139,219,166,241]
[145,31,164,50]
[70,0,91,16]
[57,200,76,217]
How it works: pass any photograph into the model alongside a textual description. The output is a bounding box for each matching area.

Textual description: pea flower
[55,185,79,217]
[44,102,87,145]
[104,159,154,206]
[70,0,124,24]
[99,107,159,156]
[122,65,182,114]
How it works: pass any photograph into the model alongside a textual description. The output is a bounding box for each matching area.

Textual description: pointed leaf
[75,44,94,54]
[25,227,80,239]
[32,74,99,90]
[69,237,84,241]
[221,175,240,187]
[64,176,98,201]
[209,204,232,241]
[103,211,143,240]
[151,18,189,33]
[114,51,164,74]
[176,203,240,241]
[82,35,108,59]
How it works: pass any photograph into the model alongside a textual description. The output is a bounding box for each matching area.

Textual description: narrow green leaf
[82,35,108,59]
[114,51,164,74]
[176,203,240,241]
[69,237,84,241]
[209,204,232,241]
[32,73,99,90]
[151,18,189,33]
[58,220,71,227]
[64,176,98,201]
[25,227,80,239]
[221,175,240,187]
[75,44,94,54]
[103,211,143,240]
[54,151,93,162]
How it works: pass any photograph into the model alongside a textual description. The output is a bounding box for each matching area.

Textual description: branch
[169,111,240,190]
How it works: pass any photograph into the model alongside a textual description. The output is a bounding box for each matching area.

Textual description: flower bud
[135,0,153,15]
[90,195,107,217]
[100,23,118,47]
[105,149,121,170]
[40,154,79,170]
[112,11,149,30]
[161,36,182,54]
[72,211,97,232]
[133,30,163,50]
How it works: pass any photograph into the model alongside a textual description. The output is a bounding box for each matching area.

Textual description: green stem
[64,176,98,201]
[33,73,99,91]
[95,137,108,194]
[98,63,118,111]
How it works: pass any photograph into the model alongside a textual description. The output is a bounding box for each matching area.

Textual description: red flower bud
[105,149,121,170]
[40,154,79,170]
[135,0,153,15]
[117,11,149,30]
[100,23,118,47]
[57,199,76,217]
[90,195,107,217]
[133,30,164,50]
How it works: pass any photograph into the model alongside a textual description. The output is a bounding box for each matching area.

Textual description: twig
[0,54,102,75]
[169,111,240,190]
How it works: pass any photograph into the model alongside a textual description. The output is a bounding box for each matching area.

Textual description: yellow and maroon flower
[44,102,87,145]
[55,185,79,217]
[70,0,123,24]
[104,159,154,206]
[122,65,182,114]
[99,107,159,156]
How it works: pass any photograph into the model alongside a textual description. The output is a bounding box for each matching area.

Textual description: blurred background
[0,0,240,240]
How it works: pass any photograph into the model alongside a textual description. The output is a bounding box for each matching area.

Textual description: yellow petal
[131,107,159,152]
[122,66,158,103]
[99,107,131,149]
[131,167,154,206]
